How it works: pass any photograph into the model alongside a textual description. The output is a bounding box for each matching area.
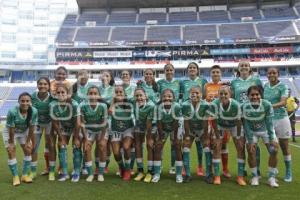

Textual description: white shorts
[2,128,28,148]
[274,117,292,139]
[36,123,52,135]
[110,128,133,142]
[86,129,108,142]
[134,126,157,135]
[246,131,278,144]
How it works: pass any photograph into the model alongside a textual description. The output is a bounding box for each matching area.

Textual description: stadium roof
[77,0,296,9]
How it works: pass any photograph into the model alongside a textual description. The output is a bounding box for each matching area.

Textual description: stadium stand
[108,12,137,25]
[62,14,77,26]
[219,23,256,39]
[147,26,181,41]
[230,9,262,20]
[262,7,297,19]
[0,101,18,117]
[74,27,110,42]
[256,21,296,37]
[138,12,167,24]
[183,25,217,41]
[77,12,107,26]
[111,27,145,41]
[169,11,198,24]
[56,27,76,43]
[7,87,36,100]
[199,10,229,22]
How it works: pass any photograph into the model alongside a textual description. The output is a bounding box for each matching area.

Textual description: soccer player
[181,62,207,176]
[242,86,279,187]
[231,61,263,178]
[137,68,159,104]
[264,67,292,182]
[181,86,209,183]
[109,85,135,181]
[79,86,108,182]
[49,85,81,182]
[133,88,156,182]
[157,64,181,175]
[3,93,38,186]
[286,89,299,142]
[50,66,72,98]
[152,89,183,183]
[210,86,246,185]
[30,77,52,179]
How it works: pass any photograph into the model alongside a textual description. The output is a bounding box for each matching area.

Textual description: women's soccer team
[2,61,293,188]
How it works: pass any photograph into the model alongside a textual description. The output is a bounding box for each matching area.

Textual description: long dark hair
[247,85,264,99]
[72,69,89,95]
[103,70,115,86]
[112,85,131,110]
[141,68,158,92]
[37,77,51,93]
[18,92,32,127]
[87,85,110,108]
[187,62,200,75]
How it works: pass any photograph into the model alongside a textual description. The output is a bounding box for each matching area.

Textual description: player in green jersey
[152,88,183,183]
[210,86,246,186]
[79,86,108,182]
[231,61,263,177]
[136,68,159,104]
[181,86,210,183]
[109,85,135,181]
[132,88,156,182]
[181,62,208,177]
[30,77,52,179]
[157,64,181,175]
[242,86,279,187]
[49,85,80,182]
[264,67,292,182]
[3,93,38,186]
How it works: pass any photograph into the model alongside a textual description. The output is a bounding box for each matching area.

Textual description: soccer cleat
[250,177,259,186]
[284,174,292,183]
[97,174,104,182]
[144,173,152,183]
[130,170,135,176]
[21,175,33,183]
[197,166,205,177]
[123,170,131,181]
[86,175,94,182]
[58,174,69,182]
[205,174,214,184]
[183,175,192,183]
[104,167,109,174]
[236,176,247,186]
[222,170,231,178]
[176,175,183,183]
[48,172,55,181]
[169,167,176,175]
[268,177,279,188]
[81,168,88,175]
[151,174,160,183]
[71,174,80,183]
[134,173,145,181]
[40,169,49,176]
[29,171,37,180]
[213,176,221,185]
[13,176,20,186]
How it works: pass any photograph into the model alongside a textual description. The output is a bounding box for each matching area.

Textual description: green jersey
[264,82,289,120]
[111,104,134,132]
[241,99,275,143]
[79,101,108,132]
[72,83,92,103]
[181,77,208,101]
[157,79,181,102]
[210,98,241,128]
[181,100,210,131]
[99,85,114,105]
[123,84,136,102]
[157,102,181,133]
[49,100,79,129]
[6,106,38,133]
[231,75,262,103]
[31,92,52,125]
[138,81,159,103]
[134,100,155,131]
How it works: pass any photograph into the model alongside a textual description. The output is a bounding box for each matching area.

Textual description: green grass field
[0,123,299,200]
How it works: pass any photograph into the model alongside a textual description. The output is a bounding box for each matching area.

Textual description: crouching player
[3,93,38,186]
[181,86,210,183]
[210,86,246,186]
[242,86,279,187]
[80,86,108,182]
[49,85,81,182]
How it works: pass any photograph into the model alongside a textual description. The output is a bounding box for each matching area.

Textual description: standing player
[30,77,52,179]
[210,86,246,185]
[80,86,108,182]
[181,86,209,183]
[286,89,299,142]
[133,88,156,182]
[50,66,72,98]
[152,89,183,183]
[264,67,292,182]
[157,64,181,175]
[242,86,279,187]
[109,85,135,181]
[3,93,38,186]
[181,62,207,176]
[231,61,263,178]
[49,85,81,182]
